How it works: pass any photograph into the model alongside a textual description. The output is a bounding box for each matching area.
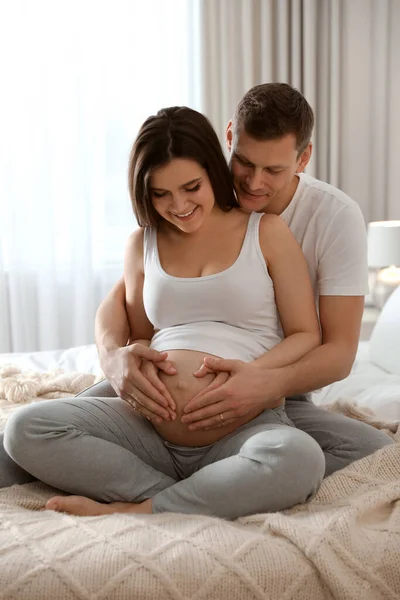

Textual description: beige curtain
[197,0,400,223]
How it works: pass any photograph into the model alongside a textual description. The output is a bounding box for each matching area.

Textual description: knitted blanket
[0,365,104,431]
[0,367,399,599]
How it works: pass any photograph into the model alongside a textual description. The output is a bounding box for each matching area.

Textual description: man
[0,83,391,490]
[91,83,392,477]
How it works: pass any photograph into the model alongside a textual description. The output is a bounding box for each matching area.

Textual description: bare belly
[152,349,268,446]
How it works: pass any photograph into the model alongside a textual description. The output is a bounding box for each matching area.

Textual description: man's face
[227,126,311,214]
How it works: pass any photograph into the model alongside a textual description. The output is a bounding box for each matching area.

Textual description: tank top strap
[241,211,264,251]
[143,226,157,269]
[248,211,264,230]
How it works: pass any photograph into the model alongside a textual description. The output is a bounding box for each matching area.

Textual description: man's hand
[181,357,283,430]
[100,343,177,423]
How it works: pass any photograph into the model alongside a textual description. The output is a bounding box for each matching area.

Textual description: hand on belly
[152,349,256,446]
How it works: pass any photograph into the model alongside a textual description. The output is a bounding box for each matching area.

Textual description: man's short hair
[233,82,314,155]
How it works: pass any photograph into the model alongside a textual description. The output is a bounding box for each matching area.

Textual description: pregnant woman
[3,107,325,519]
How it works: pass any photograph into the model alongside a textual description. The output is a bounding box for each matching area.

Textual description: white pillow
[369,285,400,375]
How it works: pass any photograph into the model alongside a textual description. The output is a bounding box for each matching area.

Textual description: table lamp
[368,220,400,307]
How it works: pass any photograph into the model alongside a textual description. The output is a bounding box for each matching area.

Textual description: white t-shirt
[280,173,369,299]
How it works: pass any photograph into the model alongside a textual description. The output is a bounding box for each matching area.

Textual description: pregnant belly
[152,349,264,446]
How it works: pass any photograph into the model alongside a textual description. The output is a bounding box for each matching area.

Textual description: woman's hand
[138,358,177,422]
[100,343,177,423]
[181,357,282,430]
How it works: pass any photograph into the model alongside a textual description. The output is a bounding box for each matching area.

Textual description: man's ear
[226,121,233,152]
[296,142,312,173]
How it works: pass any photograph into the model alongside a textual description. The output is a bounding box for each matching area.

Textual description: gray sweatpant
[1,379,393,517]
[73,381,394,476]
[2,397,326,519]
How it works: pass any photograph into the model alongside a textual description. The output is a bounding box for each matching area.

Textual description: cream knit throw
[0,364,104,403]
[0,365,104,431]
[0,366,399,599]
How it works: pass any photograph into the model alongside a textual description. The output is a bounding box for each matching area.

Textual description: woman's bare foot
[45,495,153,516]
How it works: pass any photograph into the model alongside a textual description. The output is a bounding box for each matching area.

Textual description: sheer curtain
[196,0,400,223]
[0,0,198,352]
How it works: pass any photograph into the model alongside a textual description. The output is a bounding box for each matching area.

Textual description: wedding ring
[219,413,224,422]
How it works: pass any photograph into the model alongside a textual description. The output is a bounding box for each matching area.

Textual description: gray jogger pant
[2,397,325,519]
[79,380,395,476]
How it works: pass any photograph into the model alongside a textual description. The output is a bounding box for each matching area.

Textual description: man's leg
[152,407,326,519]
[285,396,394,477]
[0,431,36,488]
[3,397,178,502]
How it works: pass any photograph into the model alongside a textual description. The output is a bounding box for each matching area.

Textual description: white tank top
[143,212,283,362]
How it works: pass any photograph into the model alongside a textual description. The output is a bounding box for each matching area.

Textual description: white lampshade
[367,221,400,268]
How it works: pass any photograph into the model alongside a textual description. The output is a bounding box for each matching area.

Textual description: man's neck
[263,174,300,216]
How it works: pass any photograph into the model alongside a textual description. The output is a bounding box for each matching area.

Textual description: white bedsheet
[312,342,400,422]
[1,341,399,422]
[0,344,101,375]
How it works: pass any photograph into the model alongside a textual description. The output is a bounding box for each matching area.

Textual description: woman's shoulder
[228,209,289,239]
[258,213,296,257]
[125,227,147,260]
[258,213,290,235]
[215,206,250,230]
[228,207,262,225]
[126,226,145,244]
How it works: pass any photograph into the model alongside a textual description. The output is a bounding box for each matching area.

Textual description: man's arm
[95,277,130,365]
[256,295,364,397]
[182,295,364,430]
[272,201,367,394]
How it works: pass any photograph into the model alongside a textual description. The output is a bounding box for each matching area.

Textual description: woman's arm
[254,214,321,369]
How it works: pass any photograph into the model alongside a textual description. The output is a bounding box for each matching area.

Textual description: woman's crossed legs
[3,397,325,519]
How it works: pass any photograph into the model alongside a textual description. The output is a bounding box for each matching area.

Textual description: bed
[0,291,399,600]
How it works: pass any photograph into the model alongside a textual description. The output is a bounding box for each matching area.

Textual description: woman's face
[149,158,216,233]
